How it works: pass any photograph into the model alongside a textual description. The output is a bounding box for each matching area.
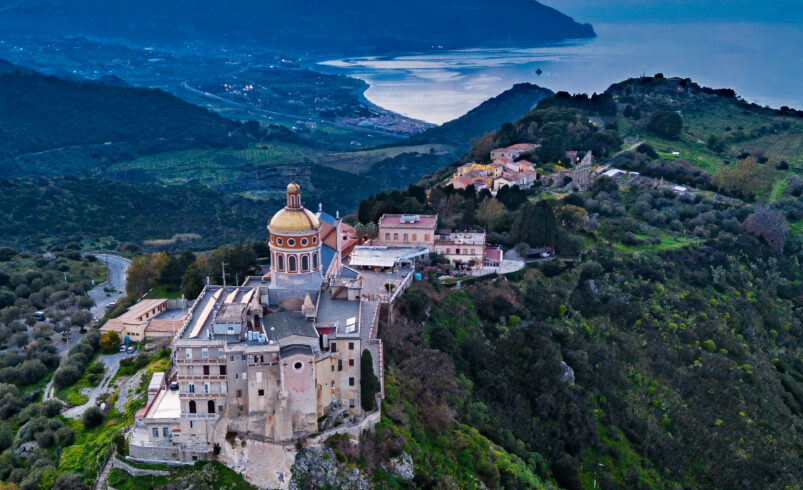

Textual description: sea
[318,22,803,124]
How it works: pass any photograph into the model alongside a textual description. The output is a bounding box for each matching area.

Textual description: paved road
[88,254,130,318]
[44,254,131,406]
[62,351,129,418]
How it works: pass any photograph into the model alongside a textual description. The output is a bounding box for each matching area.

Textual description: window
[348,342,354,350]
[204,383,210,394]
[424,234,430,241]
[188,384,196,393]
[312,252,318,269]
[163,427,169,437]
[349,359,355,367]
[220,365,226,376]
[235,373,238,380]
[338,359,343,372]
[256,372,262,383]
[185,349,192,360]
[208,400,215,414]
[258,389,265,397]
[349,377,355,386]
[153,428,159,438]
[385,233,390,240]
[288,255,297,272]
[330,365,334,372]
[190,420,194,428]
[221,382,227,393]
[312,236,318,244]
[277,237,283,246]
[393,233,399,240]
[242,372,247,380]
[203,365,210,376]
[188,365,193,375]
[230,355,234,361]
[349,398,356,408]
[301,238,308,246]
[277,254,284,270]
[218,348,224,359]
[236,389,242,398]
[301,255,309,271]
[201,348,208,359]
[294,361,303,371]
[287,238,295,247]
[189,400,196,414]
[331,342,337,352]
[412,233,417,241]
[403,233,408,242]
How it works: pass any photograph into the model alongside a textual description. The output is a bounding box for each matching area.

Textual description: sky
[542,0,803,24]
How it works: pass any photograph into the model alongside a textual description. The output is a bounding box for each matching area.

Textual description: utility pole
[221,262,228,288]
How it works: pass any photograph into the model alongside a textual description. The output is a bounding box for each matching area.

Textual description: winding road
[44,254,131,412]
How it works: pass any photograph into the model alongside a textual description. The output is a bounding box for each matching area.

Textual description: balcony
[181,413,219,420]
[175,358,226,364]
[177,375,228,382]
[179,392,227,399]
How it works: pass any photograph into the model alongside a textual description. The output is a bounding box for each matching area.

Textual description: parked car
[32,311,46,321]
[119,345,127,353]
[126,346,135,354]
[169,382,179,391]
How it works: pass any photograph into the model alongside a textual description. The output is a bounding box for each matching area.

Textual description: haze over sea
[320,13,802,124]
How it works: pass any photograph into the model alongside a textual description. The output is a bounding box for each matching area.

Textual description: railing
[175,358,226,364]
[176,375,227,382]
[180,413,218,420]
[179,392,226,399]
[388,271,414,304]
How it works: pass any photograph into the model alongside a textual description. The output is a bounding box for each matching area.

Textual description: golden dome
[286,182,300,193]
[269,207,320,232]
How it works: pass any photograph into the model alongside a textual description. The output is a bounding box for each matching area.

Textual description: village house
[490,143,539,161]
[434,229,487,269]
[377,214,438,250]
[101,299,189,342]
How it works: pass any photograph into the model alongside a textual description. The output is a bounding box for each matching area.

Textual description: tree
[712,157,774,198]
[82,406,104,429]
[52,473,88,490]
[647,110,682,139]
[361,350,381,412]
[181,263,205,300]
[477,198,506,232]
[354,223,366,243]
[365,222,378,244]
[743,206,789,251]
[512,200,557,248]
[99,331,121,352]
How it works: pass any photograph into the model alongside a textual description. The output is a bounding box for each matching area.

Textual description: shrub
[702,339,717,352]
[361,350,381,412]
[52,473,89,490]
[55,426,75,447]
[99,331,121,352]
[647,110,682,139]
[82,406,104,429]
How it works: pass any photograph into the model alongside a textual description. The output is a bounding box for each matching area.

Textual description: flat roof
[147,388,180,419]
[378,214,438,228]
[349,246,429,268]
[262,312,318,341]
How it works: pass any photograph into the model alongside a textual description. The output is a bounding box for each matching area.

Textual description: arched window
[288,255,297,272]
[301,255,309,272]
[208,400,215,414]
[277,254,284,271]
[312,252,318,269]
[189,400,196,414]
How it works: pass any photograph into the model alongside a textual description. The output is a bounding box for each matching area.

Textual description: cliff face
[0,0,594,54]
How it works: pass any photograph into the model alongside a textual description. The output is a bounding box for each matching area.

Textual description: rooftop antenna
[221,262,228,288]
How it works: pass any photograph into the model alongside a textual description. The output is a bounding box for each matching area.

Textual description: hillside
[334,77,803,488]
[0,0,594,54]
[406,83,554,149]
[0,61,259,177]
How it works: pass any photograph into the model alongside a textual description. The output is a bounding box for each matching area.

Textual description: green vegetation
[0,63,260,177]
[107,461,255,489]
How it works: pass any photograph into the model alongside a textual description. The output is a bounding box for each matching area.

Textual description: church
[128,182,383,462]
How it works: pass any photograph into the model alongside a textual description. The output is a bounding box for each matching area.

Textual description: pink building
[378,214,438,250]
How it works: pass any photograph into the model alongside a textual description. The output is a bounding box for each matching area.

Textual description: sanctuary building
[129,183,384,462]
